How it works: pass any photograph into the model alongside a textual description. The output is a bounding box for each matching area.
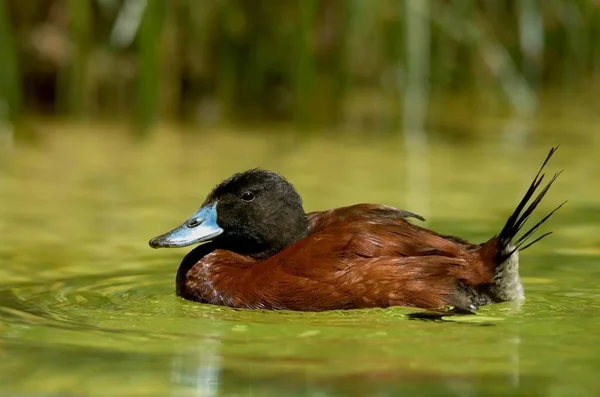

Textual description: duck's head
[149,169,309,259]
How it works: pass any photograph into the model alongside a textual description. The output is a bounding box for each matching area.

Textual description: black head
[149,169,309,259]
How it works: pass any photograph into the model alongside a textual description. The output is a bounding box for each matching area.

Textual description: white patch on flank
[490,244,524,301]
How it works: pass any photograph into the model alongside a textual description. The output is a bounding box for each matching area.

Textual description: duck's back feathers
[307,203,425,233]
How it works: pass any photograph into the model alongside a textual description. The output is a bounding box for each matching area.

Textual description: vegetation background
[1,0,599,137]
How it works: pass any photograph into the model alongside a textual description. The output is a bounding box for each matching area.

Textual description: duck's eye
[241,191,255,203]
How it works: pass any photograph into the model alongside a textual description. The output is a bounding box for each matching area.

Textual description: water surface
[0,120,599,396]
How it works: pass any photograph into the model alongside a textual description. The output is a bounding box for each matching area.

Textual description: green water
[0,120,599,396]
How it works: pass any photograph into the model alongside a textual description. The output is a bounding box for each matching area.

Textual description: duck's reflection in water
[171,333,223,397]
[169,320,535,397]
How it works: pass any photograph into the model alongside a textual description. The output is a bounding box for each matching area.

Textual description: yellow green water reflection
[0,121,599,396]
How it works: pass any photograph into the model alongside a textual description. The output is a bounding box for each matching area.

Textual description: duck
[149,147,563,312]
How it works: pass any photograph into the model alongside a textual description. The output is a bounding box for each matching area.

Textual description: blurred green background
[1,0,599,133]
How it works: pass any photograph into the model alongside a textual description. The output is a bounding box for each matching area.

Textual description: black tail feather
[515,200,566,248]
[496,147,563,264]
[517,231,553,252]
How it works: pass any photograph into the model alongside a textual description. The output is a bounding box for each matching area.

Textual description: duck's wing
[306,216,470,259]
[257,246,477,311]
[276,255,475,311]
[281,217,494,287]
[308,204,479,251]
[307,204,424,234]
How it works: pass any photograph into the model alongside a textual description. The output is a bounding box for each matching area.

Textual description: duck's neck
[258,211,310,259]
[215,211,310,260]
[216,227,309,260]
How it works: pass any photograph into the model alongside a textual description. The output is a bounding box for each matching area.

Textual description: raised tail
[468,147,565,304]
[494,146,565,264]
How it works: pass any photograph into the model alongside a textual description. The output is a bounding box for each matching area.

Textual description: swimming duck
[149,147,563,312]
